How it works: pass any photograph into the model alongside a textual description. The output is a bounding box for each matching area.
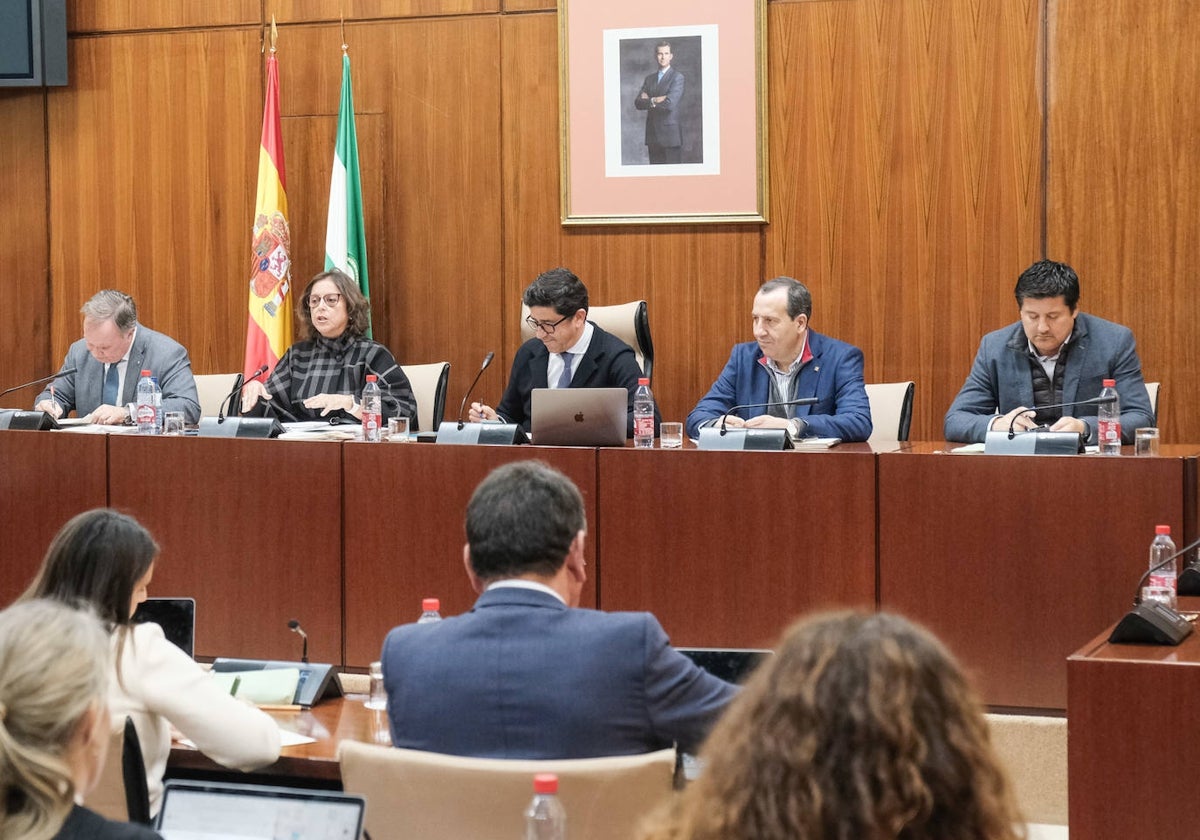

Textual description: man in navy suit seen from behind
[380,460,737,759]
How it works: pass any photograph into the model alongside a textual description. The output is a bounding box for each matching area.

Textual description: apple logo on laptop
[574,412,585,423]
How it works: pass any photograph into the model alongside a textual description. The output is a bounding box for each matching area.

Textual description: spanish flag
[243,27,293,380]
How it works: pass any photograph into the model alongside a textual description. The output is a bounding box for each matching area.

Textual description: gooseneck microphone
[718,397,819,435]
[0,366,78,401]
[287,618,309,664]
[1006,394,1117,439]
[218,365,269,423]
[457,352,495,429]
[1108,533,1200,645]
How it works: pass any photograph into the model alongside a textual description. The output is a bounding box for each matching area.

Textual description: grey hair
[80,290,138,333]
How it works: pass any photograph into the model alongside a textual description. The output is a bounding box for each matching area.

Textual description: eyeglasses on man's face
[525,313,571,335]
[307,293,343,310]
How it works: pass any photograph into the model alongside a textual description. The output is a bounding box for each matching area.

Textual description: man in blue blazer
[381,460,737,759]
[633,40,686,164]
[687,277,873,441]
[469,267,658,438]
[33,290,200,425]
[944,260,1153,444]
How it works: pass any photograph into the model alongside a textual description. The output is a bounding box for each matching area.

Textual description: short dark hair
[465,461,586,582]
[522,268,589,318]
[656,40,673,52]
[81,290,138,333]
[758,276,812,319]
[25,508,158,627]
[1014,260,1080,311]
[297,269,372,339]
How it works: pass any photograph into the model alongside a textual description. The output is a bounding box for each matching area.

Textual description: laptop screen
[530,387,627,446]
[156,781,364,840]
[679,647,771,685]
[132,597,195,658]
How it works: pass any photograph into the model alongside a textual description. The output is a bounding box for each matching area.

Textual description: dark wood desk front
[1067,604,1200,839]
[597,445,879,649]
[879,443,1199,710]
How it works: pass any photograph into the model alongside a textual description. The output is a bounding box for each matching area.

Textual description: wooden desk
[0,430,107,606]
[1067,602,1200,838]
[879,443,1199,710]
[107,436,345,663]
[169,695,374,785]
[597,445,879,648]
[342,443,599,666]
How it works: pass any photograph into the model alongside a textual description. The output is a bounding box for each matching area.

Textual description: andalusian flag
[244,26,293,379]
[324,51,371,336]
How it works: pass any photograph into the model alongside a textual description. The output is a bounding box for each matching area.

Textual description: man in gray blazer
[34,290,200,424]
[945,260,1153,444]
[381,460,737,759]
[634,40,686,164]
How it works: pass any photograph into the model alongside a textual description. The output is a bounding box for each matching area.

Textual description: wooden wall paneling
[1048,0,1200,443]
[503,0,554,12]
[69,2,260,33]
[271,0,500,24]
[0,434,107,609]
[765,0,1042,441]
[279,19,505,422]
[46,29,263,376]
[0,91,50,389]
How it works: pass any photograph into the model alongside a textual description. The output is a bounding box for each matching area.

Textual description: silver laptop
[156,780,364,840]
[531,387,627,446]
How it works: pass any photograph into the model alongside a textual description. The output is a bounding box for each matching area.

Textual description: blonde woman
[0,599,162,839]
[640,611,1024,840]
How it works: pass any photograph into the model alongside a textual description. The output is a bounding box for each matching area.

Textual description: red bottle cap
[533,773,558,794]
[366,374,378,382]
[141,369,152,376]
[638,377,649,386]
[422,598,440,611]
[1103,379,1116,387]
[1156,525,1171,535]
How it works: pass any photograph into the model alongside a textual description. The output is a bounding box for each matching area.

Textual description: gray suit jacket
[381,586,737,759]
[633,66,685,148]
[944,312,1153,444]
[35,325,201,423]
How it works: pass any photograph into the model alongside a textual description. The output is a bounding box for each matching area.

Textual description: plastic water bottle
[364,660,390,744]
[361,375,383,442]
[633,377,654,449]
[417,598,442,624]
[135,369,157,434]
[151,376,163,434]
[1097,378,1121,455]
[524,773,567,840]
[1144,524,1178,609]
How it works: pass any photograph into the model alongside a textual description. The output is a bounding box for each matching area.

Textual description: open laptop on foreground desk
[156,780,364,839]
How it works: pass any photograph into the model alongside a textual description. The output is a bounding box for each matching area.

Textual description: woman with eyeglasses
[241,269,417,425]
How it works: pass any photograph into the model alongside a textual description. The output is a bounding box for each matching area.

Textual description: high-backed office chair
[194,372,241,417]
[521,301,655,381]
[400,362,450,432]
[339,742,676,840]
[864,381,915,443]
[85,716,151,825]
[1145,381,1160,425]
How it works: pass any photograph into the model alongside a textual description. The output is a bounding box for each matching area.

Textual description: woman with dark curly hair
[639,611,1024,840]
[241,269,417,425]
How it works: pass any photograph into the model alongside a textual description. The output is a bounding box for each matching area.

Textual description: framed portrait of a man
[559,0,767,225]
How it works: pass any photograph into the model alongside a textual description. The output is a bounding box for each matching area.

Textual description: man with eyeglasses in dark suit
[469,267,659,438]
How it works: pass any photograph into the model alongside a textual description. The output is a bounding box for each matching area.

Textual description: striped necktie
[556,353,573,389]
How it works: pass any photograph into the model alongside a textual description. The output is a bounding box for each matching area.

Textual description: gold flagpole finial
[340,4,348,54]
[269,15,278,54]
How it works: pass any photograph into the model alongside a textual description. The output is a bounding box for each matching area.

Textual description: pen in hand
[230,676,241,697]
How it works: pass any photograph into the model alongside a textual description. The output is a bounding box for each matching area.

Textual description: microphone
[717,397,819,435]
[1007,394,1117,439]
[1108,534,1200,645]
[263,397,300,424]
[219,365,268,422]
[0,366,77,401]
[457,351,495,429]
[287,618,309,664]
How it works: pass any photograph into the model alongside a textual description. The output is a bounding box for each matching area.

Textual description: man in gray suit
[381,460,737,759]
[35,290,200,424]
[634,40,686,164]
[945,260,1153,444]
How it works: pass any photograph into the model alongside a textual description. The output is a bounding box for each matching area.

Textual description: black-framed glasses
[307,293,343,310]
[525,314,571,335]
